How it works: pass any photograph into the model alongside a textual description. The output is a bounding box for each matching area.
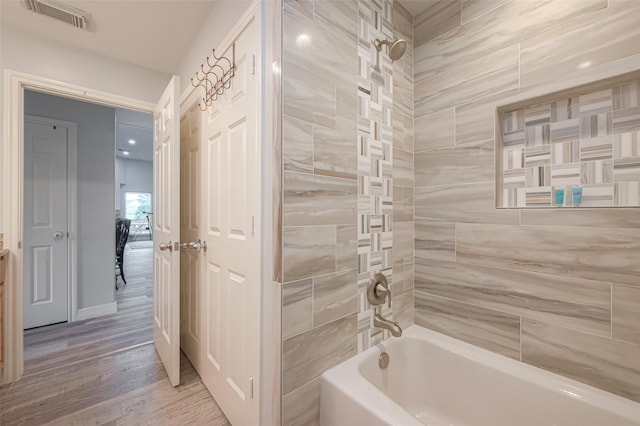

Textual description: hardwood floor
[0,243,230,426]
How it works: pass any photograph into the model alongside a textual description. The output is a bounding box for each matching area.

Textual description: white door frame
[23,114,78,326]
[2,69,154,384]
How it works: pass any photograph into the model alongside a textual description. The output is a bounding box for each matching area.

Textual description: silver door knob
[53,231,65,240]
[159,241,173,251]
[188,240,207,252]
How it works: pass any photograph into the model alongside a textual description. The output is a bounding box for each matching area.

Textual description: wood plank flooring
[0,243,230,426]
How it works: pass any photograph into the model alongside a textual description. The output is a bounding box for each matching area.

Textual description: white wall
[25,90,116,311]
[2,27,170,102]
[0,26,170,229]
[115,157,153,218]
[177,0,253,95]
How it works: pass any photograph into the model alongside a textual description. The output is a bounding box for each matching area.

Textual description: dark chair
[116,218,131,287]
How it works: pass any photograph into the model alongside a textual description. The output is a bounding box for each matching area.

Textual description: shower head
[373,38,407,61]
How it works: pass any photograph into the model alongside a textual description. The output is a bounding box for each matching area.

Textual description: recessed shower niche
[497,72,640,208]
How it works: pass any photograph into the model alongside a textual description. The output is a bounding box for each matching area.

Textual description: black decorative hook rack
[190,43,236,111]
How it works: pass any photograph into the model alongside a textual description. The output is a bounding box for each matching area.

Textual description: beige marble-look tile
[456,223,640,286]
[313,269,357,328]
[393,185,414,223]
[455,90,519,145]
[415,181,519,225]
[415,108,455,152]
[313,114,357,180]
[312,0,358,40]
[283,0,356,92]
[282,313,357,395]
[522,319,640,403]
[393,221,414,262]
[283,226,336,282]
[393,148,414,188]
[283,60,335,129]
[336,224,356,272]
[392,259,404,294]
[284,171,356,226]
[461,0,509,24]
[414,0,461,46]
[414,139,495,187]
[521,207,640,228]
[414,220,454,262]
[394,91,414,137]
[613,284,640,345]
[520,1,640,89]
[283,0,313,21]
[282,279,313,339]
[283,115,314,173]
[403,259,414,293]
[282,377,321,426]
[414,0,606,81]
[415,44,519,115]
[392,290,414,330]
[415,259,611,336]
[393,112,407,152]
[393,0,414,41]
[415,291,521,359]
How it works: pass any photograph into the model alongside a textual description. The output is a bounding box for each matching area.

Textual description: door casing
[2,69,155,384]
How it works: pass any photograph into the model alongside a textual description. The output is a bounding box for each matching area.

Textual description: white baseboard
[76,301,118,321]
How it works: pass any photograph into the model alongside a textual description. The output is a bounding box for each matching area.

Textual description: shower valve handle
[367,272,390,308]
[375,283,391,309]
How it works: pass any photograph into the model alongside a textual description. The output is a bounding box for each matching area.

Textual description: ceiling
[115,108,153,162]
[0,0,217,74]
[397,0,435,16]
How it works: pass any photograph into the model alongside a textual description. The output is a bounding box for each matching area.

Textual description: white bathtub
[320,325,640,426]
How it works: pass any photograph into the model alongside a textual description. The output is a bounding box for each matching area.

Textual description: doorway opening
[21,90,156,375]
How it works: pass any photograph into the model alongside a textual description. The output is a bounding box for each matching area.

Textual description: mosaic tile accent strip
[356,0,394,352]
[501,78,640,207]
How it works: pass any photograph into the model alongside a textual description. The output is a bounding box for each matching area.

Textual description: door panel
[199,17,260,425]
[153,75,181,387]
[23,119,69,329]
[180,100,202,370]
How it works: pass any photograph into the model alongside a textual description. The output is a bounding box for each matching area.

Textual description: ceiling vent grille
[20,0,90,30]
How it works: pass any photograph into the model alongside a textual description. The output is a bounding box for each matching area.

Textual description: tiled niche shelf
[497,72,640,208]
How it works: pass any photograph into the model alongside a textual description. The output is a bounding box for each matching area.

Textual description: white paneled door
[23,117,69,329]
[179,100,202,371]
[153,76,181,387]
[200,16,260,425]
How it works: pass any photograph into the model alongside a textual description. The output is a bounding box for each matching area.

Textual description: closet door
[153,76,181,387]
[199,15,261,425]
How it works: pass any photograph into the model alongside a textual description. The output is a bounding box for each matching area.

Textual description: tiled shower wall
[414,0,640,403]
[280,0,414,424]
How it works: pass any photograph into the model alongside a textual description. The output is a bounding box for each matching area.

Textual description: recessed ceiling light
[128,139,136,145]
[122,151,130,156]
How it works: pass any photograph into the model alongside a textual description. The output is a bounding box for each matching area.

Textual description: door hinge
[251,54,256,76]
[249,378,254,399]
[251,216,255,237]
